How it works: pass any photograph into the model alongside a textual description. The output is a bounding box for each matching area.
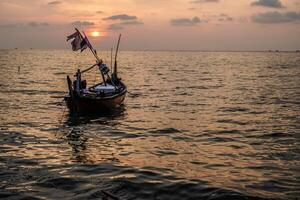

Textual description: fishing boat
[64,28,126,113]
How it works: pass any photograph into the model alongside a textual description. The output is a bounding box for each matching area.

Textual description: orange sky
[0,0,299,50]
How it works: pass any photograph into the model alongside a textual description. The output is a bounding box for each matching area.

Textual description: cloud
[190,0,219,3]
[252,11,300,23]
[251,0,284,8]
[170,17,201,26]
[0,23,24,28]
[218,14,234,21]
[96,11,104,14]
[103,14,137,21]
[71,21,94,26]
[121,20,144,25]
[47,1,62,5]
[28,22,49,27]
[104,13,143,30]
[0,22,49,28]
[107,20,144,30]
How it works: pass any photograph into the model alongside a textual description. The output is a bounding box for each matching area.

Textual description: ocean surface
[0,49,299,200]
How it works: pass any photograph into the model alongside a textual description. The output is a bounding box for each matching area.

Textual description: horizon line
[1,48,300,52]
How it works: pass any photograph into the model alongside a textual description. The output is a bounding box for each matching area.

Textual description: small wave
[149,128,181,134]
[1,89,65,95]
[257,132,291,139]
[218,107,250,113]
[207,129,241,135]
[209,137,236,143]
[0,189,37,200]
[217,119,247,125]
[187,85,209,90]
[36,177,87,190]
[152,150,178,156]
[53,72,67,75]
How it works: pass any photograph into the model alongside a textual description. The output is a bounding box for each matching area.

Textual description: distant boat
[64,28,127,113]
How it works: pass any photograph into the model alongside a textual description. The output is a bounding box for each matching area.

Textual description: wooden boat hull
[65,89,126,113]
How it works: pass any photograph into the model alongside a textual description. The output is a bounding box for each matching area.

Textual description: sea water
[0,49,299,199]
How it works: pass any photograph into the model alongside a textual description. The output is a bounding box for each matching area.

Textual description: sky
[0,0,299,50]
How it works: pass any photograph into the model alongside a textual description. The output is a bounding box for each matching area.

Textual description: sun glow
[91,31,101,37]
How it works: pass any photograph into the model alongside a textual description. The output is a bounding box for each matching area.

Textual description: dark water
[0,49,299,200]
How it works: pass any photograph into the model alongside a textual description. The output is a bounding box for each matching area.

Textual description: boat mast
[110,47,113,76]
[113,34,121,80]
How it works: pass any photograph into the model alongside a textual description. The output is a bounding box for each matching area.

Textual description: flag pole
[75,28,106,85]
[76,28,101,63]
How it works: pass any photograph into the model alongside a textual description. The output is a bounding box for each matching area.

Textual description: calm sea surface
[0,49,299,199]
